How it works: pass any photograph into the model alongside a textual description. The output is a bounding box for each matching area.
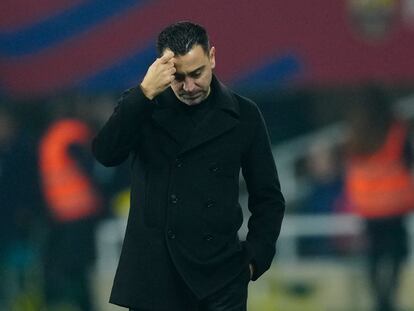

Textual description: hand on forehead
[160,49,175,63]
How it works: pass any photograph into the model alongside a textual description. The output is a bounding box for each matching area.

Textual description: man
[92,21,285,311]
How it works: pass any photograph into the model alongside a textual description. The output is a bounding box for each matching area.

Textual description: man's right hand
[140,50,176,100]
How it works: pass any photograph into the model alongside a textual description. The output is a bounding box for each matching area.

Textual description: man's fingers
[162,74,175,87]
[159,50,175,63]
[169,67,176,74]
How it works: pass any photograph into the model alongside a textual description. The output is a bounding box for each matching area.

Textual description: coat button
[204,234,214,241]
[206,200,215,208]
[175,158,183,168]
[209,163,219,173]
[170,194,178,204]
[167,230,176,239]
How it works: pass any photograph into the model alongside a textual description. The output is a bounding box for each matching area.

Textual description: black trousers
[130,265,250,311]
[365,216,408,311]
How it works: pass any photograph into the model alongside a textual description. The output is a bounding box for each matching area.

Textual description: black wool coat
[92,76,285,310]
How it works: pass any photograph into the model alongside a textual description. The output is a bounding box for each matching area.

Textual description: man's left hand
[249,264,254,280]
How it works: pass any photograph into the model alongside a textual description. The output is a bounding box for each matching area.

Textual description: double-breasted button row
[167,230,213,242]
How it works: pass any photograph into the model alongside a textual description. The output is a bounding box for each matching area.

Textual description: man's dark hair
[156,21,210,56]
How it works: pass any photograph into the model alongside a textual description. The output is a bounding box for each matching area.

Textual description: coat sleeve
[241,105,285,281]
[92,87,154,167]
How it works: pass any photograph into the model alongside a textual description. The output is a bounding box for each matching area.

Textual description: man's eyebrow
[175,65,205,77]
[189,65,205,74]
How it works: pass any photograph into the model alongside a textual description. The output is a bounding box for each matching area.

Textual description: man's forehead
[174,54,209,74]
[167,46,209,72]
[163,44,208,59]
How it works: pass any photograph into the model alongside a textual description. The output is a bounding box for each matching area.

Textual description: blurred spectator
[297,140,345,256]
[303,140,344,214]
[0,106,19,309]
[0,104,43,309]
[344,85,414,311]
[38,97,103,311]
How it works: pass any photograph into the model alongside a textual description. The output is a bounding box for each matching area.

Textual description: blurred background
[1,0,414,310]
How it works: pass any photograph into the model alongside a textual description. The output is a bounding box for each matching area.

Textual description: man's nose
[183,78,196,92]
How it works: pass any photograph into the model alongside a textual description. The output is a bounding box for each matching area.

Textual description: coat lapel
[151,89,190,147]
[179,76,240,155]
[179,109,238,155]
[151,76,240,156]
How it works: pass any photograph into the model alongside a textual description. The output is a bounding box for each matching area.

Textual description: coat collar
[210,75,240,117]
[152,75,240,155]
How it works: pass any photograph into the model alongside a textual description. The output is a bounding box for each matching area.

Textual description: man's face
[168,45,216,106]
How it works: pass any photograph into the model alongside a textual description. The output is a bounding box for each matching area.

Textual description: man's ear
[209,46,216,69]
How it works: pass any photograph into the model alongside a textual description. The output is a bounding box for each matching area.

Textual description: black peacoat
[92,76,285,310]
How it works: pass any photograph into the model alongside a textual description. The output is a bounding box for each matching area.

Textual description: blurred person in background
[93,21,285,311]
[304,141,344,215]
[297,140,345,257]
[344,85,414,311]
[0,106,20,309]
[0,104,43,310]
[38,97,103,311]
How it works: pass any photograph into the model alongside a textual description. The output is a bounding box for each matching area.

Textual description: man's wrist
[139,83,155,100]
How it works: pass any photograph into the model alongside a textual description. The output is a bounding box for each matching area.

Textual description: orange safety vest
[39,119,101,222]
[345,122,414,218]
